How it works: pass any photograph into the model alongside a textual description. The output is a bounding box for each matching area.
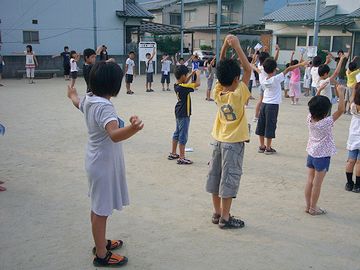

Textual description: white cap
[357,72,360,83]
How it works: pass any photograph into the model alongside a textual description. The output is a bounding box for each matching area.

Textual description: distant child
[206,34,251,229]
[310,56,322,96]
[316,55,346,114]
[289,51,304,105]
[174,53,192,67]
[69,50,80,88]
[345,83,360,193]
[191,54,200,82]
[205,57,216,101]
[303,61,312,97]
[145,47,156,92]
[345,60,360,114]
[255,57,307,154]
[67,61,144,267]
[52,46,71,80]
[125,51,136,94]
[161,53,173,91]
[168,67,200,164]
[283,64,291,98]
[83,48,97,92]
[25,45,38,84]
[305,85,345,215]
[247,56,255,100]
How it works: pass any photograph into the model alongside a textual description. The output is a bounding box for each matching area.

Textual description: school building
[262,0,360,66]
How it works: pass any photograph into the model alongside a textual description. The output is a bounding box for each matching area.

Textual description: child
[247,56,255,100]
[161,53,173,91]
[289,51,304,105]
[174,53,192,67]
[206,34,251,229]
[67,61,144,267]
[168,67,200,165]
[52,46,71,80]
[145,47,156,92]
[191,54,200,83]
[305,85,345,215]
[310,56,322,96]
[25,45,38,84]
[83,48,97,92]
[345,61,360,114]
[283,64,291,98]
[316,55,346,114]
[125,51,136,95]
[303,61,312,97]
[69,50,80,88]
[345,83,360,192]
[255,57,308,154]
[205,57,216,101]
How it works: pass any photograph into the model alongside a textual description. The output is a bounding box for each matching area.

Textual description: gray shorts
[146,72,153,83]
[206,141,245,198]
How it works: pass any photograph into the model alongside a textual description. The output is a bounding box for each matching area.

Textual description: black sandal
[93,251,128,267]
[92,240,124,255]
[168,153,179,160]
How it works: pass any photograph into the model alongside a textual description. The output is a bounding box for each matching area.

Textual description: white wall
[0,0,125,55]
[325,0,359,14]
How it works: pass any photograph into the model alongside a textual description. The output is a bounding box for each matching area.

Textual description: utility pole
[93,0,98,49]
[215,0,221,61]
[181,0,184,57]
[313,0,320,46]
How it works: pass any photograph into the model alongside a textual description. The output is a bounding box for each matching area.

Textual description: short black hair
[263,58,277,74]
[174,65,189,80]
[163,53,168,56]
[89,62,124,97]
[83,48,96,60]
[349,61,358,72]
[285,63,290,68]
[354,83,360,106]
[70,50,77,58]
[64,46,69,50]
[318,64,330,77]
[259,52,270,65]
[26,45,33,52]
[337,49,344,55]
[291,59,299,65]
[247,56,252,63]
[308,95,331,120]
[216,59,241,86]
[179,57,184,61]
[128,51,135,55]
[312,56,322,67]
[145,53,151,57]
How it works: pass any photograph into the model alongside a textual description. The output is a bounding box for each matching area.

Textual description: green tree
[155,36,181,56]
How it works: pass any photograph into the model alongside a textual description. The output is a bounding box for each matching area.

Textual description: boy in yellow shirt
[206,35,251,229]
[346,61,360,114]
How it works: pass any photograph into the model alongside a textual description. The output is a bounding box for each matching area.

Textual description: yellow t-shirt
[211,81,251,143]
[346,69,360,88]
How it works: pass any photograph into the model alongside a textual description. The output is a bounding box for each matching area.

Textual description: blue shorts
[348,149,360,160]
[173,117,190,145]
[306,155,331,172]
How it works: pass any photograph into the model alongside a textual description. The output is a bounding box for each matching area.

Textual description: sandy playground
[0,74,359,270]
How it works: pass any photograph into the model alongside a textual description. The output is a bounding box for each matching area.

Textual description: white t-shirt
[70,58,78,72]
[356,72,360,83]
[262,73,285,104]
[317,78,332,101]
[126,58,135,75]
[24,51,35,66]
[347,103,360,151]
[258,65,267,85]
[161,60,172,75]
[311,67,320,88]
[146,59,153,73]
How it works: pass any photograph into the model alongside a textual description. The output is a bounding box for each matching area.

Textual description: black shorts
[161,72,170,84]
[126,74,133,83]
[255,103,279,138]
[70,71,78,79]
[146,72,153,83]
[248,80,253,93]
[63,64,70,76]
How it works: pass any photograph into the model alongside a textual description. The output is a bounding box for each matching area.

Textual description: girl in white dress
[25,45,38,84]
[67,61,144,267]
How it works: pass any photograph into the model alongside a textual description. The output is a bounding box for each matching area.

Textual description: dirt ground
[0,74,359,270]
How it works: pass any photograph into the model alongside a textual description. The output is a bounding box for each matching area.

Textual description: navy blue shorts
[173,117,190,145]
[306,155,331,172]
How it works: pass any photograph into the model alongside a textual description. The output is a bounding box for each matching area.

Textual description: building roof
[139,0,178,11]
[229,24,273,35]
[117,1,154,19]
[261,1,336,22]
[306,14,355,26]
[139,21,194,35]
[348,8,360,18]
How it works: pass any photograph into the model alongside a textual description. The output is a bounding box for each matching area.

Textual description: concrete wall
[326,0,358,14]
[0,0,125,55]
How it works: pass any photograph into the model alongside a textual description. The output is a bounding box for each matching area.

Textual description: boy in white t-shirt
[145,47,156,93]
[255,58,308,154]
[125,51,136,95]
[161,53,173,91]
[316,55,346,114]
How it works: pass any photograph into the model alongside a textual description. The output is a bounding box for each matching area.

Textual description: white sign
[299,47,306,55]
[254,43,262,51]
[138,41,157,75]
[307,46,317,58]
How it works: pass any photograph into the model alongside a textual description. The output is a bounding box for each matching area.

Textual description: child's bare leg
[149,82,152,90]
[259,136,265,148]
[265,137,272,149]
[179,144,185,159]
[206,90,211,100]
[70,79,75,88]
[162,83,165,91]
[212,194,221,215]
[126,83,130,92]
[220,197,232,220]
[346,159,356,174]
[356,160,360,177]
[167,83,170,90]
[171,139,178,155]
[305,168,315,211]
[91,211,108,258]
[310,170,326,210]
[255,97,263,118]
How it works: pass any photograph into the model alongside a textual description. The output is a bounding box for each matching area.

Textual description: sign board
[138,41,157,75]
[307,46,317,58]
[254,43,262,51]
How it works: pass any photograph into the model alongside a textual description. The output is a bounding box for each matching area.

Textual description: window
[277,36,296,50]
[23,31,39,43]
[297,36,307,46]
[32,19,38,24]
[170,13,181,26]
[184,10,196,22]
[332,36,352,52]
[308,36,331,51]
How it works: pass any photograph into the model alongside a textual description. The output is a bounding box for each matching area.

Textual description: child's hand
[67,85,77,99]
[302,60,310,66]
[345,44,350,49]
[129,116,144,131]
[275,44,280,51]
[226,35,240,49]
[291,51,295,55]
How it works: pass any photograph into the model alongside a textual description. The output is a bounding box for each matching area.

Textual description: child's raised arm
[274,44,280,62]
[283,61,308,75]
[329,55,345,83]
[332,85,346,121]
[67,86,80,109]
[105,116,144,143]
[219,36,230,61]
